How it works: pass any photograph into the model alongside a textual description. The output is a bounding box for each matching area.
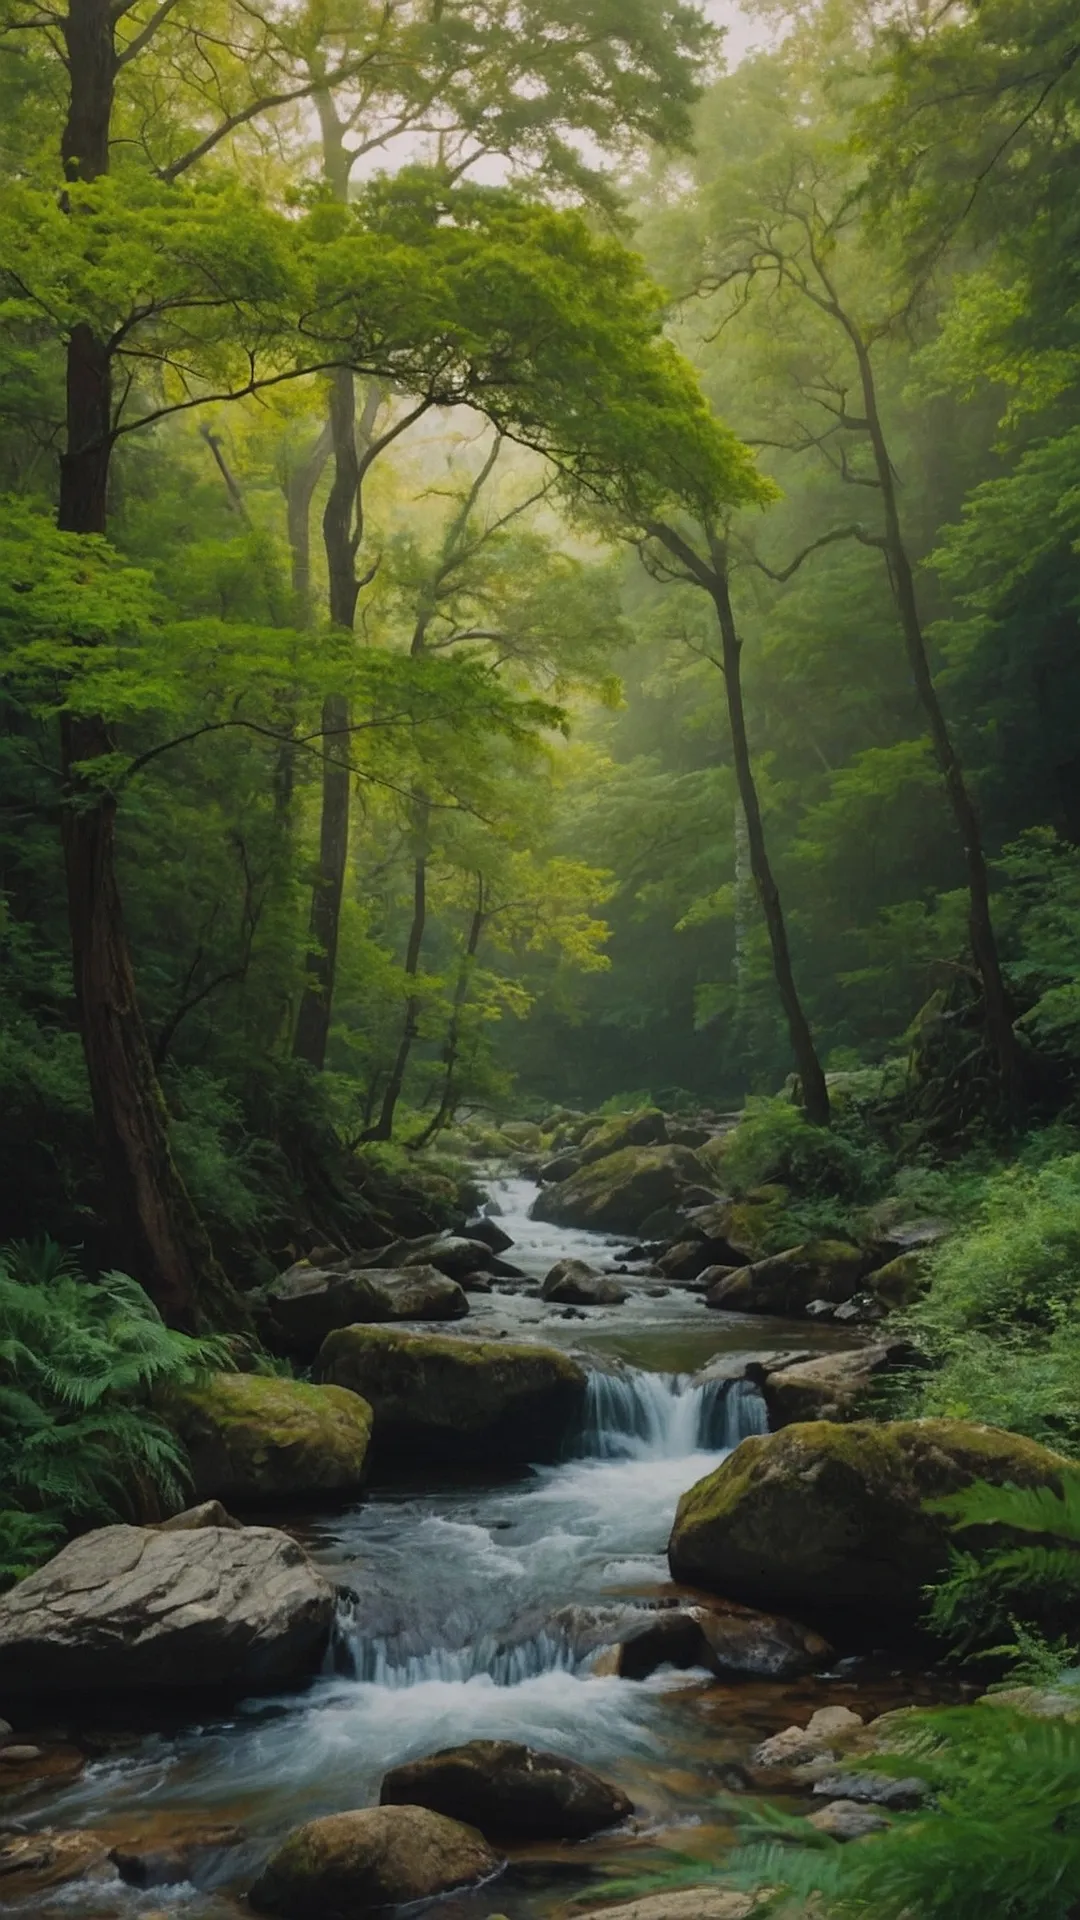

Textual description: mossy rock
[669,1418,1069,1624]
[708,1241,866,1316]
[318,1326,586,1465]
[868,1252,931,1307]
[578,1108,668,1161]
[531,1144,714,1234]
[172,1374,373,1507]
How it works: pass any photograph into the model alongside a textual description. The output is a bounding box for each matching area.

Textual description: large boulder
[705,1241,866,1316]
[404,1236,522,1282]
[532,1145,716,1234]
[0,1524,335,1696]
[260,1263,468,1358]
[763,1345,915,1427]
[668,1419,1069,1624]
[171,1374,373,1506]
[576,1108,668,1161]
[541,1260,628,1307]
[318,1326,587,1463]
[380,1740,631,1840]
[249,1805,500,1918]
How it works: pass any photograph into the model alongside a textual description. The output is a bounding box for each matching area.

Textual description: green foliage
[906,1154,1080,1341]
[720,1097,889,1203]
[926,1474,1080,1659]
[0,1241,231,1588]
[732,1706,1080,1920]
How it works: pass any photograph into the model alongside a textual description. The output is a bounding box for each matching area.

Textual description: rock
[409,1237,522,1282]
[532,1145,716,1234]
[248,1804,501,1917]
[805,1298,836,1320]
[812,1771,929,1810]
[657,1241,711,1280]
[616,1601,829,1682]
[872,1218,950,1261]
[834,1294,886,1325]
[155,1499,244,1531]
[108,1817,245,1888]
[541,1260,628,1307]
[868,1252,930,1307]
[751,1708,863,1770]
[695,1189,794,1262]
[0,1523,335,1696]
[0,1743,42,1760]
[318,1326,587,1464]
[0,1828,111,1897]
[979,1685,1080,1719]
[763,1344,915,1426]
[694,1350,814,1389]
[463,1217,515,1255]
[667,1124,712,1147]
[699,1265,743,1301]
[259,1263,469,1357]
[578,1892,754,1920]
[578,1108,669,1159]
[808,1799,890,1841]
[171,1373,373,1506]
[705,1242,866,1316]
[380,1739,631,1840]
[668,1418,1069,1623]
[540,1151,584,1183]
[0,1718,10,1737]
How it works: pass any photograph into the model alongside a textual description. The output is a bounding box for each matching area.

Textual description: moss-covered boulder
[172,1374,373,1506]
[668,1418,1069,1623]
[318,1326,587,1464]
[531,1145,716,1234]
[577,1108,668,1161]
[380,1740,632,1840]
[762,1344,913,1426]
[249,1805,500,1918]
[868,1252,931,1308]
[706,1241,866,1316]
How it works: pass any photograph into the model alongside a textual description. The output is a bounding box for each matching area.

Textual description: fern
[0,1241,233,1588]
[926,1473,1080,1655]
[728,1708,1080,1920]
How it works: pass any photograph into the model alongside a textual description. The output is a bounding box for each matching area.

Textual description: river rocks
[107,1815,246,1888]
[580,1893,754,1920]
[0,1829,112,1899]
[0,1522,335,1696]
[763,1344,916,1426]
[705,1241,866,1316]
[577,1107,669,1161]
[380,1739,632,1840]
[318,1325,587,1463]
[615,1599,829,1682]
[171,1373,374,1506]
[751,1706,865,1768]
[249,1805,501,1918]
[869,1252,931,1307]
[463,1216,515,1256]
[532,1145,718,1234]
[406,1236,522,1282]
[812,1770,930,1810]
[808,1799,890,1841]
[541,1259,628,1306]
[668,1419,1069,1622]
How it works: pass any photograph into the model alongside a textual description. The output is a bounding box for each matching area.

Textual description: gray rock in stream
[0,1524,335,1697]
[380,1739,633,1840]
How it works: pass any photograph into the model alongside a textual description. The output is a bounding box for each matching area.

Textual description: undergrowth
[0,1238,231,1588]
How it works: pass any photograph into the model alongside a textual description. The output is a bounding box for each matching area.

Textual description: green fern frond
[930,1474,1080,1542]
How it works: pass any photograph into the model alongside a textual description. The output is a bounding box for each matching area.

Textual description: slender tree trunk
[707,550,831,1126]
[733,796,753,1030]
[850,335,1023,1102]
[285,419,333,623]
[292,369,363,1070]
[368,852,428,1141]
[56,0,229,1327]
[413,875,486,1146]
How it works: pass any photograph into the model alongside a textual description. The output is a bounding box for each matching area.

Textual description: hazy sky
[705,2,769,62]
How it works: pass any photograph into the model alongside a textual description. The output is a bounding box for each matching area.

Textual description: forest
[3,1,1080,1917]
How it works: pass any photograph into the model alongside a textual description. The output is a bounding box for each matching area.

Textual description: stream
[8,1179,940,1917]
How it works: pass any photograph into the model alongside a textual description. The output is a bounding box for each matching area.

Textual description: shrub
[905,1153,1080,1341]
[925,1474,1080,1659]
[721,1096,889,1202]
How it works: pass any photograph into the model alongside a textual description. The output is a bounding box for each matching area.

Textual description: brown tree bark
[56,0,231,1327]
[651,519,831,1126]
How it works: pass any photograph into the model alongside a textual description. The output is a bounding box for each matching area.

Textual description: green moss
[173,1372,373,1504]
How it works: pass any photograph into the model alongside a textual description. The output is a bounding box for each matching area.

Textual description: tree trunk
[851,334,1024,1104]
[707,552,831,1127]
[413,875,486,1146]
[368,852,428,1141]
[285,419,333,623]
[56,0,229,1327]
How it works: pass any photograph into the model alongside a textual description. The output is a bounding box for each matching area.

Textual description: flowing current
[26,1180,781,1917]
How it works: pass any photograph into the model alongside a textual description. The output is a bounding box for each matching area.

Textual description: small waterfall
[579,1368,768,1461]
[334,1619,585,1688]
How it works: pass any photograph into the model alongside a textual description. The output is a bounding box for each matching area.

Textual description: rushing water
[10,1178,837,1918]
